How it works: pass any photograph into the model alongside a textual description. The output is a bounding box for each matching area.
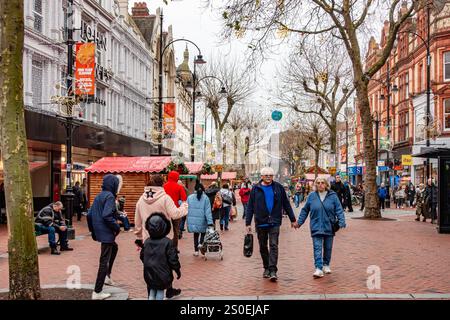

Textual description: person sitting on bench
[35,201,74,255]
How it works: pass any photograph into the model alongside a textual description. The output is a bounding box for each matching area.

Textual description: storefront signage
[75,42,96,96]
[402,155,412,166]
[95,64,113,82]
[378,166,389,172]
[80,21,107,51]
[163,103,176,138]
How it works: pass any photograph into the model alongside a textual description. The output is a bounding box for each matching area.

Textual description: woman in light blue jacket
[297,177,346,278]
[187,183,214,256]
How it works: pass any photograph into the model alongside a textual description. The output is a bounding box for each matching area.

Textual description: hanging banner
[75,42,96,96]
[163,103,176,139]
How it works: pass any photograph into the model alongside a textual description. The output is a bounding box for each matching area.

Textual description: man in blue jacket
[245,167,297,282]
[88,174,122,300]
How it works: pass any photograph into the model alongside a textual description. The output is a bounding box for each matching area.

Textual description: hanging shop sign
[163,103,176,139]
[75,42,96,96]
[401,154,412,166]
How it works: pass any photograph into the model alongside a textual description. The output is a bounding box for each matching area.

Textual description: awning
[305,166,329,174]
[179,175,197,180]
[200,172,237,180]
[29,161,48,172]
[412,147,450,159]
[85,156,172,173]
[185,162,204,174]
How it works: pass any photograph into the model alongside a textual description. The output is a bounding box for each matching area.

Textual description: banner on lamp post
[163,103,176,139]
[75,42,96,96]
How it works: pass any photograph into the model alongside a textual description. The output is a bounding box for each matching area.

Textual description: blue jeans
[312,236,334,269]
[220,206,231,229]
[117,215,130,231]
[148,289,165,300]
[294,194,300,208]
[36,224,68,248]
[242,203,248,219]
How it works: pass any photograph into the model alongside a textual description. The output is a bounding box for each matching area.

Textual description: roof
[305,166,329,174]
[200,172,237,180]
[412,147,450,159]
[185,162,203,174]
[85,157,172,173]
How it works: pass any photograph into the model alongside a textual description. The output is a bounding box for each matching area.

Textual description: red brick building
[356,4,450,185]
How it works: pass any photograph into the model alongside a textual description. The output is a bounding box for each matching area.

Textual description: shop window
[33,0,43,33]
[444,52,450,81]
[444,99,450,131]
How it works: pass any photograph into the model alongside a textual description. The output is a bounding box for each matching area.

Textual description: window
[405,73,409,99]
[418,63,423,92]
[399,112,409,142]
[444,52,450,81]
[33,0,43,33]
[32,60,43,108]
[445,99,450,130]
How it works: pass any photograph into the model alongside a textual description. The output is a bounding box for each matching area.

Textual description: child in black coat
[139,212,181,300]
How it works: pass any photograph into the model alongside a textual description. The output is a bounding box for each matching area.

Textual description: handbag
[243,233,253,257]
[317,192,340,234]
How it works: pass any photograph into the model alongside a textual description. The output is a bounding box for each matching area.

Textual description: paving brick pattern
[1,203,450,299]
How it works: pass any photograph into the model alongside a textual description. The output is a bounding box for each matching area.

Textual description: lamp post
[186,75,226,162]
[372,111,381,185]
[157,11,205,155]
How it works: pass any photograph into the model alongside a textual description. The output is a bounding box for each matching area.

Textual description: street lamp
[189,75,227,162]
[157,11,205,155]
[372,111,381,185]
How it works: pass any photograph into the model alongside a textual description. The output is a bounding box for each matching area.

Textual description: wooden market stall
[85,156,172,224]
[200,172,237,188]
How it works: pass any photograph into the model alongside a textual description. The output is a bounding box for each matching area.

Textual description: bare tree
[217,0,422,218]
[198,57,255,163]
[0,0,41,299]
[280,127,309,177]
[278,39,355,166]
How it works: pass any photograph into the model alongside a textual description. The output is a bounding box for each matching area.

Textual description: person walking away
[220,184,235,231]
[377,183,388,211]
[297,177,346,278]
[239,182,251,220]
[343,181,353,212]
[87,174,123,300]
[81,178,88,214]
[73,181,84,221]
[408,183,416,208]
[205,182,221,228]
[415,183,427,221]
[425,178,438,224]
[138,213,181,300]
[187,184,214,256]
[35,201,74,255]
[134,174,187,299]
[396,185,406,209]
[245,167,297,282]
[331,175,346,208]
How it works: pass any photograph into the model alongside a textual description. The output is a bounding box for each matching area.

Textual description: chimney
[132,2,149,17]
[118,0,129,17]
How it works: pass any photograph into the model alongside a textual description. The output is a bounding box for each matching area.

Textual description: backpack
[221,191,233,205]
[213,192,223,210]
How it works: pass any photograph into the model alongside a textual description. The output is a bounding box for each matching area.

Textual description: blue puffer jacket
[87,174,121,243]
[186,193,213,233]
[298,190,346,237]
[378,187,387,200]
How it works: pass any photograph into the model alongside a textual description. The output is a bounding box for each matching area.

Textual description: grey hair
[260,167,275,176]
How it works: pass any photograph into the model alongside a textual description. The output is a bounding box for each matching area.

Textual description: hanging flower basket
[166,161,189,174]
[200,163,214,175]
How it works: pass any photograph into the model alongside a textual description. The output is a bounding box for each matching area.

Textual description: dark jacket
[87,174,121,243]
[245,180,296,227]
[140,213,180,290]
[331,181,345,203]
[425,183,438,205]
[205,186,221,220]
[72,185,83,208]
[35,204,66,228]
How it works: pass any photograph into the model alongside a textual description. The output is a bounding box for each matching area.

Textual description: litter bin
[60,193,76,240]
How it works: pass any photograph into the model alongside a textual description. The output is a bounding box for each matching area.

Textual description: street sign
[378,166,389,172]
[402,154,412,166]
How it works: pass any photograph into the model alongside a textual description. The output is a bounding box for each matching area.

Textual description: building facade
[357,4,450,186]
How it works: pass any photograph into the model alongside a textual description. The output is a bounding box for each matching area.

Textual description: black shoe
[51,247,60,255]
[178,232,183,240]
[60,246,74,251]
[225,227,229,231]
[166,287,181,299]
[220,224,224,231]
[415,217,420,221]
[263,269,270,278]
[269,271,278,282]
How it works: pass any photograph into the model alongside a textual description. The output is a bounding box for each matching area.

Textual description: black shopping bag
[243,234,253,257]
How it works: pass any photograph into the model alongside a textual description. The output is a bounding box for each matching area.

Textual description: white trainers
[92,291,111,300]
[193,251,199,256]
[104,276,116,286]
[313,268,324,278]
[323,265,332,274]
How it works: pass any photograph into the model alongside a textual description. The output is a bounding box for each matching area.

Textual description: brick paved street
[1,202,450,299]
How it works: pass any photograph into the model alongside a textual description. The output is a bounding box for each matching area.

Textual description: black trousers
[193,232,205,251]
[74,206,82,221]
[256,226,280,272]
[172,219,181,249]
[380,198,385,210]
[94,242,118,293]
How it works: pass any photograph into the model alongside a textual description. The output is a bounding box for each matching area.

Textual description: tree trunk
[0,0,41,299]
[355,80,381,219]
[314,149,320,179]
[330,118,338,168]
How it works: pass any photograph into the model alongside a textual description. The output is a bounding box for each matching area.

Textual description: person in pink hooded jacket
[134,174,188,299]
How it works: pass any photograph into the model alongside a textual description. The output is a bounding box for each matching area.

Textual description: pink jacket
[134,186,188,241]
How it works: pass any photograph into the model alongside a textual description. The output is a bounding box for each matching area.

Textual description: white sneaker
[92,291,111,300]
[313,269,324,278]
[193,251,199,256]
[104,276,116,286]
[323,265,332,274]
